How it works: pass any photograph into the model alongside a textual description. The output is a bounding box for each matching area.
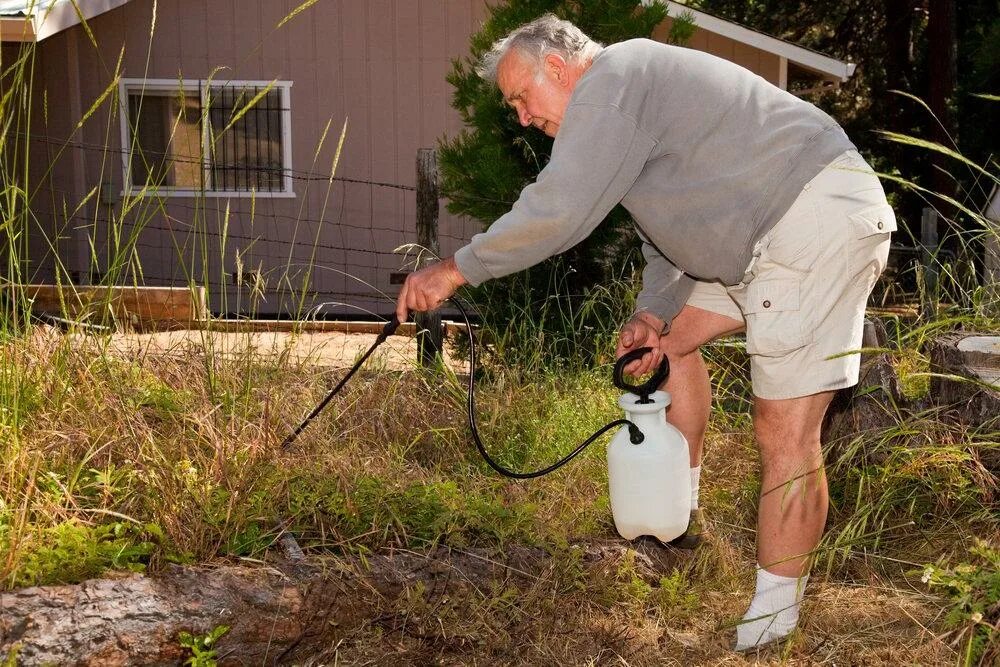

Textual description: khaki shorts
[686,150,896,399]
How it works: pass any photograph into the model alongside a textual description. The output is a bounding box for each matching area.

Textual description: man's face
[496,50,574,138]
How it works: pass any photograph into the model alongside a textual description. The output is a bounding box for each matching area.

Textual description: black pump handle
[613,347,669,402]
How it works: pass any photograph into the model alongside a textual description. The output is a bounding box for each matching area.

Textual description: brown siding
[654,18,783,87]
[29,0,490,317]
[0,41,54,282]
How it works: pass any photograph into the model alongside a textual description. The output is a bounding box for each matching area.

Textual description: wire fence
[14,132,490,317]
[22,132,422,192]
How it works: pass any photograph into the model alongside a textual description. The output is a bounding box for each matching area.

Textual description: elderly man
[395,14,894,651]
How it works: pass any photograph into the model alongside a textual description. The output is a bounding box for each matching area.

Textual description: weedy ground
[1,316,996,665]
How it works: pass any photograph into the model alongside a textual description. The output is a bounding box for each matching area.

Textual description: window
[119,79,293,197]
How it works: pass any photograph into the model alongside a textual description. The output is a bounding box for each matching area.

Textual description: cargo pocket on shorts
[743,279,809,356]
[848,203,897,238]
[848,202,897,275]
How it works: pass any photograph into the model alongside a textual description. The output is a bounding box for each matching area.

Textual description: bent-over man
[394,14,895,651]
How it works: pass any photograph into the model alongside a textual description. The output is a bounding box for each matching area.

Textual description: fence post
[921,207,940,320]
[986,193,1000,316]
[415,148,443,366]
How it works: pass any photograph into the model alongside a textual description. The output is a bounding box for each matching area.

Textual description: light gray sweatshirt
[454,39,855,324]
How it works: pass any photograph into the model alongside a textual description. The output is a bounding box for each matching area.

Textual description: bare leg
[664,350,711,467]
[734,391,834,650]
[660,306,744,467]
[754,392,834,576]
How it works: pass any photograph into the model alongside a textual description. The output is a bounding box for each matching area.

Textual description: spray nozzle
[613,347,670,403]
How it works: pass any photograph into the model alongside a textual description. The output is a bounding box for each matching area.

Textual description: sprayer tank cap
[618,390,671,413]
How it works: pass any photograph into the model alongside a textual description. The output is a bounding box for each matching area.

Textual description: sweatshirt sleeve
[454,103,657,286]
[634,240,695,326]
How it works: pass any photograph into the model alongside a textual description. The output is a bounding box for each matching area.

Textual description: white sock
[735,566,808,651]
[690,465,701,510]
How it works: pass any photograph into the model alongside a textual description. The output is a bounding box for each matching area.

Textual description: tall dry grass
[0,1,997,664]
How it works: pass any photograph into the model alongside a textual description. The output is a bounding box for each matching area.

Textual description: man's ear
[544,53,569,85]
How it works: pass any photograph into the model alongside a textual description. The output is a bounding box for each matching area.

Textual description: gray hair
[477,14,604,83]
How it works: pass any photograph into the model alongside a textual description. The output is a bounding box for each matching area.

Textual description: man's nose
[517,107,532,127]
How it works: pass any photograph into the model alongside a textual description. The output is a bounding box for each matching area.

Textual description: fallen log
[0,540,689,666]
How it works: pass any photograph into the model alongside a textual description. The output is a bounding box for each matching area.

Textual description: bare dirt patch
[55,326,465,373]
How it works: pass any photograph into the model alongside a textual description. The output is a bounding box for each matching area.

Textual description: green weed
[1,646,20,667]
[286,474,538,551]
[921,540,1000,666]
[651,568,700,623]
[545,539,588,593]
[597,549,653,610]
[178,625,230,667]
[5,520,156,588]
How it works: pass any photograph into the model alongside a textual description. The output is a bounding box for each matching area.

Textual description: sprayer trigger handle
[613,347,670,402]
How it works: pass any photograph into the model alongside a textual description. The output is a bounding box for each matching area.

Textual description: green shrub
[440,0,693,366]
[6,520,156,587]
[921,540,1000,666]
[178,625,230,667]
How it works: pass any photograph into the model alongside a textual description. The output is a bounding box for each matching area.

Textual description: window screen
[126,83,288,193]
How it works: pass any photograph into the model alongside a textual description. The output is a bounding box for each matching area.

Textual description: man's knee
[753,393,834,465]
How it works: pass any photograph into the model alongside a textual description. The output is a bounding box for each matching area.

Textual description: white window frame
[119,78,294,198]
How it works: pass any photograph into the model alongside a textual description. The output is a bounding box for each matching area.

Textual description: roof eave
[653,0,856,82]
[32,0,131,42]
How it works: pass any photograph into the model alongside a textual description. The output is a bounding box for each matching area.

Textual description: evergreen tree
[438,0,692,363]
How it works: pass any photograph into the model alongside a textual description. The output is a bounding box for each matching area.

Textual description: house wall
[2,38,86,287]
[28,0,490,317]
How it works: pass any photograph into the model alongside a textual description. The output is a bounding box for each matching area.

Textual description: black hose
[450,298,643,479]
[281,298,643,478]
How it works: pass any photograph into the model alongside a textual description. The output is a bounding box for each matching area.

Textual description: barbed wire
[49,212,416,259]
[19,131,417,191]
[18,130,521,207]
[32,193,472,245]
[12,128,512,310]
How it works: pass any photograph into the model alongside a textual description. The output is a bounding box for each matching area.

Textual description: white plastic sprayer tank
[607,389,691,542]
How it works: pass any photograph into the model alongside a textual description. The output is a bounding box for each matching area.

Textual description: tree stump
[927,333,1000,472]
[822,319,906,459]
[928,334,1000,409]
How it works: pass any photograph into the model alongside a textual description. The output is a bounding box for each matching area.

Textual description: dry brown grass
[1,324,992,665]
